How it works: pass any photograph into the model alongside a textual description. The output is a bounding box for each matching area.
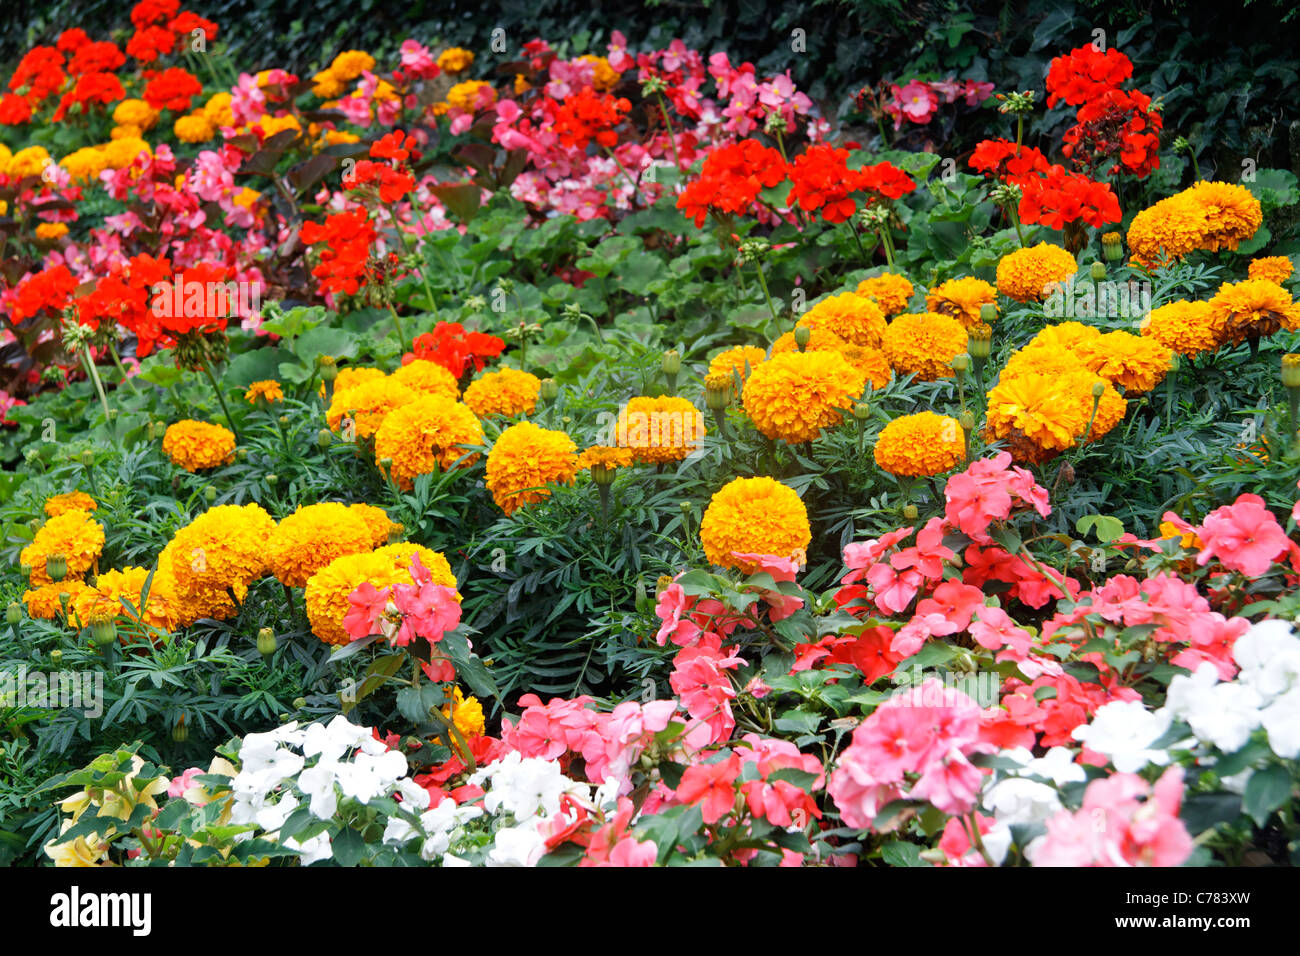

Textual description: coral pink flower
[673,753,741,824]
[1195,494,1288,577]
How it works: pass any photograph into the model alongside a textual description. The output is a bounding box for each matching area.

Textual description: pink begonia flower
[1195,493,1288,577]
[338,94,373,127]
[893,80,939,124]
[606,31,634,72]
[231,73,266,126]
[399,39,440,79]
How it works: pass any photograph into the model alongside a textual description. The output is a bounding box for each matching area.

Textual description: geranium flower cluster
[1047,45,1163,179]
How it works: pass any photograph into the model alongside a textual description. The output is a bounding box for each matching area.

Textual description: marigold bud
[968,326,992,359]
[853,402,871,421]
[705,384,732,410]
[590,463,617,486]
[204,485,217,503]
[1091,381,1106,398]
[661,349,682,376]
[50,648,63,665]
[317,428,332,448]
[978,303,997,324]
[539,378,559,402]
[1282,354,1300,389]
[172,715,188,743]
[293,697,307,709]
[257,627,277,656]
[46,553,68,582]
[959,409,976,431]
[794,326,812,350]
[6,602,23,625]
[1090,261,1106,281]
[902,504,918,520]
[90,617,117,646]
[266,473,279,486]
[951,353,970,373]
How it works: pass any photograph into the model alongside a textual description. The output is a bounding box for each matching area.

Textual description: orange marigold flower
[705,345,768,390]
[796,292,888,347]
[267,502,376,588]
[1207,278,1300,347]
[874,412,966,477]
[244,379,284,404]
[1140,300,1221,357]
[881,312,969,381]
[996,243,1078,302]
[485,422,579,516]
[21,510,105,586]
[576,445,637,470]
[742,351,866,444]
[1248,256,1293,285]
[373,395,484,489]
[462,367,541,418]
[700,476,810,573]
[926,277,998,328]
[44,491,97,517]
[855,273,915,316]
[162,420,236,472]
[326,377,417,439]
[390,358,460,399]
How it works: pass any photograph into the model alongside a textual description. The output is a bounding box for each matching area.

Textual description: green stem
[198,356,240,442]
[107,342,140,395]
[603,146,645,207]
[383,300,408,356]
[81,346,112,423]
[753,260,779,325]
[655,92,683,189]
[383,200,436,322]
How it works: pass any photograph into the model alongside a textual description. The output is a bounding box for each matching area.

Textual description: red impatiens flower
[676,138,788,227]
[169,11,219,42]
[1045,44,1133,108]
[550,87,632,150]
[56,29,92,53]
[142,66,202,111]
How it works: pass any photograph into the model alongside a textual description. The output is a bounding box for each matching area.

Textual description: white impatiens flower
[1260,687,1300,759]
[255,790,301,832]
[1233,619,1300,700]
[287,832,332,865]
[982,821,1013,866]
[1161,662,1263,753]
[1017,746,1087,786]
[1071,700,1171,773]
[296,762,340,819]
[334,750,410,804]
[983,778,1062,826]
[471,752,586,821]
[486,822,548,867]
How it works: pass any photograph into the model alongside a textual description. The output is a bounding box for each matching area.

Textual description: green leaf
[225,347,296,389]
[880,840,925,867]
[1076,514,1125,543]
[1242,764,1292,828]
[332,827,366,867]
[294,326,359,364]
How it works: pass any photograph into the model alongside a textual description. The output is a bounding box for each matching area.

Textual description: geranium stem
[199,356,240,442]
[753,261,779,325]
[81,346,112,423]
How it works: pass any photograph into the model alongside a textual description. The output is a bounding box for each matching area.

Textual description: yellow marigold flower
[202,92,235,127]
[838,344,893,390]
[1207,278,1300,346]
[706,345,768,391]
[881,312,969,381]
[1025,321,1102,353]
[446,80,495,112]
[514,74,531,95]
[1249,256,1293,285]
[268,502,376,588]
[244,380,284,404]
[1159,521,1203,550]
[1073,330,1173,394]
[984,369,1125,464]
[1140,300,1221,358]
[45,492,97,518]
[373,395,484,489]
[391,359,460,398]
[0,143,9,172]
[163,420,236,472]
[1001,343,1089,381]
[485,422,579,516]
[59,146,111,184]
[349,503,401,547]
[323,129,360,146]
[110,124,142,140]
[440,686,486,741]
[35,222,69,240]
[112,99,159,131]
[233,187,261,210]
[438,47,475,73]
[616,395,706,464]
[326,377,418,439]
[23,581,92,621]
[312,69,346,98]
[1185,180,1263,255]
[8,146,51,180]
[742,351,866,444]
[334,365,387,393]
[797,292,888,347]
[1125,194,1205,268]
[996,243,1078,302]
[174,113,216,143]
[167,503,276,594]
[700,476,811,573]
[153,544,246,626]
[855,273,915,316]
[252,113,301,139]
[926,277,998,328]
[576,445,636,471]
[305,543,457,646]
[577,54,621,92]
[462,367,541,418]
[874,412,966,477]
[330,50,376,81]
[72,566,179,632]
[22,510,106,586]
[100,137,152,170]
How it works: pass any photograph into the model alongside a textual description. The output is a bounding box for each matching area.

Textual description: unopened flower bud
[853,402,871,421]
[6,603,22,625]
[679,501,693,515]
[1089,261,1106,281]
[317,428,332,449]
[46,553,68,582]
[293,697,307,709]
[278,415,290,427]
[1091,381,1106,399]
[968,326,992,359]
[172,715,189,743]
[951,353,970,373]
[539,378,559,402]
[661,349,682,376]
[236,448,248,462]
[204,485,217,503]
[378,458,393,473]
[50,648,63,665]
[1102,232,1123,262]
[90,617,117,647]
[590,463,617,486]
[318,355,338,382]
[959,409,976,431]
[978,303,998,325]
[902,504,918,520]
[266,473,279,487]
[257,627,277,656]
[794,326,812,350]
[81,450,94,466]
[1282,354,1300,389]
[705,383,732,410]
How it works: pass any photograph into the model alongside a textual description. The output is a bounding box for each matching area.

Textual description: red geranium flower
[142,66,202,112]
